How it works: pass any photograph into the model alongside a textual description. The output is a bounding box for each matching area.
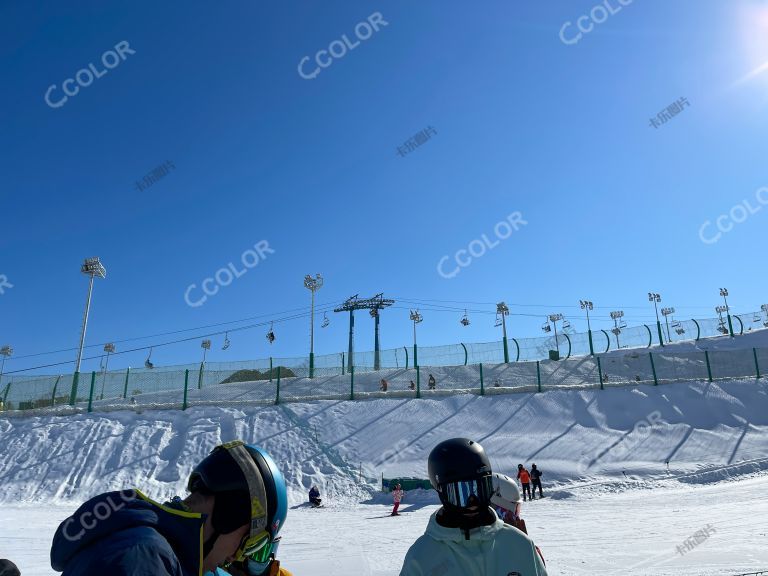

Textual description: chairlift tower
[304,273,323,378]
[720,288,735,338]
[497,302,510,363]
[610,310,625,349]
[334,293,394,372]
[580,300,595,355]
[661,307,675,343]
[648,292,664,347]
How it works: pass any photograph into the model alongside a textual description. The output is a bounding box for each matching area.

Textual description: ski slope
[1,370,768,575]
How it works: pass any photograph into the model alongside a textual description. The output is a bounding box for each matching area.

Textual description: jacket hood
[426,508,505,543]
[51,490,205,574]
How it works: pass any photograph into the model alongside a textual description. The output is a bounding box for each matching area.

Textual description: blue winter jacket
[51,490,206,576]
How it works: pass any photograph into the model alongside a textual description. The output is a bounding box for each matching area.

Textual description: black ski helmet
[428,438,493,508]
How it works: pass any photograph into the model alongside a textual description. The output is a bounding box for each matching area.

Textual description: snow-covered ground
[2,344,767,574]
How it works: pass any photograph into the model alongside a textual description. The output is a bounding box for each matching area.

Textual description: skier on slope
[50,441,289,576]
[391,483,404,516]
[399,438,548,576]
[517,464,533,501]
[530,464,543,499]
[308,486,322,507]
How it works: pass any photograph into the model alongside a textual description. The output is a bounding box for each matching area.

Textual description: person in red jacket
[517,464,532,501]
[391,483,404,516]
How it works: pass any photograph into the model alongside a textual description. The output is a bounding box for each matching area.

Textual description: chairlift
[99,356,106,372]
[611,327,621,336]
[671,319,681,329]
[460,310,470,327]
[266,322,276,344]
[541,321,552,333]
[494,313,502,328]
[562,319,571,330]
[144,347,154,369]
[321,312,330,328]
[675,327,686,336]
[619,320,627,329]
[222,332,231,350]
[753,313,761,323]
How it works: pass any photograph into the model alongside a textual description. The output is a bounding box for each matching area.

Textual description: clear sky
[1,0,767,375]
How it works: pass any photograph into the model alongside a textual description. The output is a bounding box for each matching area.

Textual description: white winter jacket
[399,509,548,576]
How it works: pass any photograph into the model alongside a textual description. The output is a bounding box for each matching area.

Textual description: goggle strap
[225,442,269,540]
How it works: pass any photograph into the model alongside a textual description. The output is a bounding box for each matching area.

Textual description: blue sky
[1,0,767,375]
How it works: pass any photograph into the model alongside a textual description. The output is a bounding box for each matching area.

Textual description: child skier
[428,374,436,390]
[399,438,548,576]
[517,464,532,501]
[391,483,404,516]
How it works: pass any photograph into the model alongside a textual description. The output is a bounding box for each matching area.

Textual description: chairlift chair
[671,319,681,328]
[619,320,627,329]
[266,322,276,344]
[144,347,154,369]
[753,313,761,323]
[494,313,502,328]
[222,332,231,350]
[321,312,330,328]
[460,310,470,327]
[562,319,571,330]
[541,322,551,333]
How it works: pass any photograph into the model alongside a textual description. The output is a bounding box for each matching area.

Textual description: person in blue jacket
[399,438,548,576]
[50,441,287,576]
[308,486,322,507]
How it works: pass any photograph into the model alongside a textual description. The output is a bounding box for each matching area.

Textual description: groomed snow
[2,372,767,574]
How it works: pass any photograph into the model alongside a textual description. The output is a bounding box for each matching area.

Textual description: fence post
[2,382,11,407]
[87,371,97,413]
[536,361,541,393]
[69,371,80,406]
[275,366,281,405]
[197,362,204,390]
[341,353,345,375]
[416,366,421,399]
[754,348,761,379]
[649,353,659,385]
[403,347,408,370]
[597,356,604,390]
[123,367,130,399]
[350,366,355,401]
[182,369,189,410]
[51,375,61,406]
[270,357,273,382]
[461,343,468,366]
[479,363,484,396]
[705,351,713,382]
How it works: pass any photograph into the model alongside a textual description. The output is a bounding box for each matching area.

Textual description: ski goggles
[444,476,494,508]
[243,537,281,574]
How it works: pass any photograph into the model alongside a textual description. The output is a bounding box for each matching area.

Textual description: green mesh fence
[1,314,766,415]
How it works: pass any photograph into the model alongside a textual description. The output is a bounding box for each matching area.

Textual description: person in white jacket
[399,438,548,576]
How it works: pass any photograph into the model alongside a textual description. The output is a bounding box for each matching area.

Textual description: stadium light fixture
[648,292,664,347]
[719,288,735,337]
[580,300,595,355]
[0,345,12,386]
[304,273,324,378]
[661,307,675,343]
[410,309,423,368]
[497,302,510,363]
[610,310,625,349]
[99,343,115,400]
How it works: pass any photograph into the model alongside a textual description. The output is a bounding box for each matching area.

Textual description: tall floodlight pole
[100,343,115,399]
[201,339,211,364]
[410,309,423,368]
[720,288,735,337]
[548,313,563,358]
[661,307,675,343]
[304,274,324,378]
[0,345,13,389]
[648,292,664,347]
[71,257,107,405]
[580,300,595,355]
[497,302,510,363]
[610,310,624,349]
